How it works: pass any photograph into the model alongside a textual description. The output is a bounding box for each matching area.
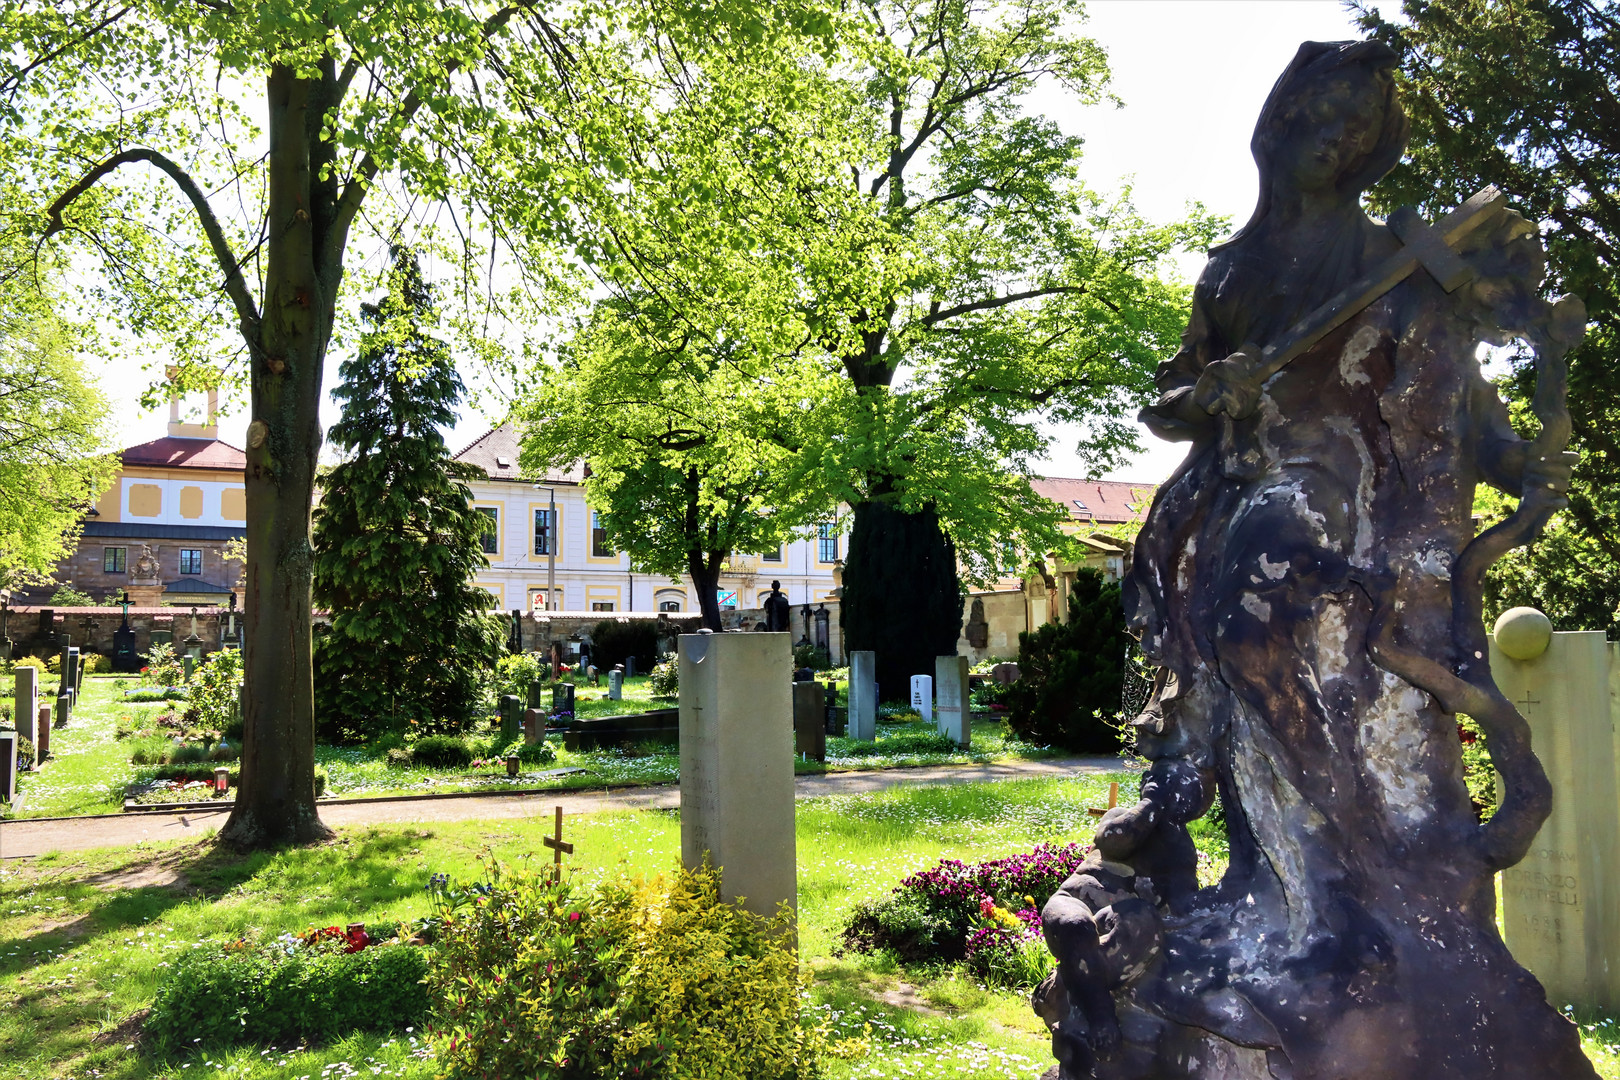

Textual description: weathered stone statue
[763,580,791,633]
[1035,40,1592,1079]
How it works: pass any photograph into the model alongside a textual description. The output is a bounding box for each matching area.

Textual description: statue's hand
[1192,345,1264,420]
[1522,448,1580,508]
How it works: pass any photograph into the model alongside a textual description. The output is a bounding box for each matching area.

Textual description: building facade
[453,424,843,614]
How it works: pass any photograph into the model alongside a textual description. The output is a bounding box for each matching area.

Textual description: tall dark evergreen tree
[841,501,962,701]
[311,249,500,742]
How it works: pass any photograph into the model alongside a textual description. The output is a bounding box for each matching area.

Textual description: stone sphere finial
[1493,606,1553,660]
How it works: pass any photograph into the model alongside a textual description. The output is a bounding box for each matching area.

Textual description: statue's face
[1275,74,1386,194]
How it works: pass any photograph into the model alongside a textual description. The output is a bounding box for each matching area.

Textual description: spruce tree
[312,249,499,742]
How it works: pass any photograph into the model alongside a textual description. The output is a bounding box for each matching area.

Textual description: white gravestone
[848,651,877,741]
[909,675,933,724]
[1492,611,1620,1013]
[679,631,796,921]
[935,655,970,746]
[14,666,38,745]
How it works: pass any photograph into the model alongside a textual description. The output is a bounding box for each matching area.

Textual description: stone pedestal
[792,681,825,763]
[935,655,970,746]
[608,669,623,701]
[14,667,37,744]
[679,631,796,920]
[499,695,522,744]
[125,581,164,607]
[910,675,933,724]
[1493,629,1620,1012]
[849,650,876,741]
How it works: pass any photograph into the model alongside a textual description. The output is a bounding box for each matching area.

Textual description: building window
[762,544,783,563]
[817,523,838,564]
[477,507,499,554]
[658,599,682,612]
[591,601,614,612]
[591,511,614,558]
[179,549,203,575]
[533,508,553,556]
[103,547,126,573]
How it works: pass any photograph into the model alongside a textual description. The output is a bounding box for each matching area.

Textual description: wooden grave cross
[543,805,573,878]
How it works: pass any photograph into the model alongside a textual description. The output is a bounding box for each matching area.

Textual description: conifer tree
[312,249,500,742]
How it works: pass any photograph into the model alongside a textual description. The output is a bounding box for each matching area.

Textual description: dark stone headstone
[499,695,522,744]
[0,729,16,803]
[35,706,50,759]
[526,680,545,710]
[54,692,71,729]
[793,667,815,682]
[111,621,141,673]
[792,681,825,763]
[551,681,575,718]
[624,655,636,678]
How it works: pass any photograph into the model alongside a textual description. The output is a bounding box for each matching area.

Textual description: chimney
[165,367,220,440]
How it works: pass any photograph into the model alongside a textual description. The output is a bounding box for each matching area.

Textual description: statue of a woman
[1036,40,1591,1079]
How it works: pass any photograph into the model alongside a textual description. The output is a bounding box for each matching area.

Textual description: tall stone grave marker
[499,694,523,744]
[792,681,825,763]
[608,668,623,701]
[848,650,876,741]
[0,728,16,803]
[14,666,37,744]
[1492,609,1620,1012]
[551,681,575,717]
[679,631,796,920]
[909,675,933,724]
[935,655,970,746]
[35,705,49,759]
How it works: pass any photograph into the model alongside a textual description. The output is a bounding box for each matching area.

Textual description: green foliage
[142,643,184,688]
[80,653,110,674]
[589,619,660,674]
[312,250,503,742]
[792,643,831,671]
[1002,569,1127,752]
[144,943,429,1053]
[184,649,242,739]
[1359,0,1620,637]
[428,861,820,1080]
[411,735,474,770]
[14,735,35,772]
[837,732,959,759]
[647,657,679,698]
[842,501,963,701]
[48,583,94,607]
[12,657,45,674]
[494,652,549,707]
[513,739,558,767]
[1458,714,1499,822]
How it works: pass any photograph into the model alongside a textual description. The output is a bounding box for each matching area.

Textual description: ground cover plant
[0,774,1614,1079]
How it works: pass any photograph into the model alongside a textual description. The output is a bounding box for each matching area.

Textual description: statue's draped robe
[1123,215,1592,1078]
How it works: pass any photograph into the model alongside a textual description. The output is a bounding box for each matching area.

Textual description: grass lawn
[6,675,1071,819]
[2,775,1615,1080]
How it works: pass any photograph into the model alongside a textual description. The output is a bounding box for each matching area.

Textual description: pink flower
[568,911,581,922]
[979,898,996,918]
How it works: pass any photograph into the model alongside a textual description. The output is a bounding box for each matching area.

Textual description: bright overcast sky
[91,0,1380,481]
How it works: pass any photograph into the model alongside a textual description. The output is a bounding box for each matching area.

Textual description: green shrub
[1001,568,1127,752]
[428,862,820,1080]
[792,643,831,671]
[12,656,45,674]
[145,943,429,1052]
[494,652,548,705]
[143,642,185,687]
[837,732,958,758]
[49,583,95,607]
[412,734,473,769]
[647,656,679,697]
[123,686,185,703]
[513,739,557,766]
[80,653,111,674]
[14,736,35,772]
[589,618,660,673]
[1459,714,1497,821]
[386,747,415,768]
[186,649,242,735]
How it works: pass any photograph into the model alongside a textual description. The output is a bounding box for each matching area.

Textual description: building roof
[1030,476,1154,526]
[454,422,584,484]
[162,579,235,593]
[121,436,246,471]
[82,522,245,541]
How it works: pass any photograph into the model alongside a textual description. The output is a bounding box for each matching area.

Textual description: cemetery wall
[513,601,844,665]
[956,589,1030,664]
[4,605,235,657]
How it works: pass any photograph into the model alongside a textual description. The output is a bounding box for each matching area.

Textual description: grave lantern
[506,752,521,777]
[213,765,229,794]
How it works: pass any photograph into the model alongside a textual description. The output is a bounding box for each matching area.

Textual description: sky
[88,0,1381,481]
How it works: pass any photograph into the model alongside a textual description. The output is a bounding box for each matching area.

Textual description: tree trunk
[841,500,963,701]
[219,64,337,847]
[688,548,725,631]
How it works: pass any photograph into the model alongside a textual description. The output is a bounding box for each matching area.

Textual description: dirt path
[0,756,1119,859]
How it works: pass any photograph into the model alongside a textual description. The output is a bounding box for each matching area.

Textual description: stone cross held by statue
[543,805,573,878]
[1208,186,1509,414]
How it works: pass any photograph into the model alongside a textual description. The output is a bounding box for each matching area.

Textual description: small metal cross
[542,805,573,878]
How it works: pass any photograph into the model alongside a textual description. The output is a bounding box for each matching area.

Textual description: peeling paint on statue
[1034,39,1593,1080]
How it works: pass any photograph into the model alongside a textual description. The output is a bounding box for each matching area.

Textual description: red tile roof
[1030,476,1155,525]
[454,423,584,484]
[121,437,246,471]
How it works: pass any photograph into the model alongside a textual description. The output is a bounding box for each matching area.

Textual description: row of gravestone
[845,650,973,746]
[1,648,91,803]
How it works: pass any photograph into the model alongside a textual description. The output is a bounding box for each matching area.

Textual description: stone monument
[1034,40,1594,1080]
[13,666,38,745]
[678,631,796,920]
[792,680,825,762]
[763,580,791,633]
[111,590,141,673]
[126,544,164,607]
[1491,608,1620,1014]
[909,674,933,724]
[848,650,876,741]
[934,655,969,746]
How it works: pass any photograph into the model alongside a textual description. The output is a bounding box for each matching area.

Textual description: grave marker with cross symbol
[543,805,573,879]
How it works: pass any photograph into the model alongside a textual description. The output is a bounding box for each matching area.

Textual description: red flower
[568,911,581,922]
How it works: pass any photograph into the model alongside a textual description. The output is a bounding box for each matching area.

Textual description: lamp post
[533,484,557,613]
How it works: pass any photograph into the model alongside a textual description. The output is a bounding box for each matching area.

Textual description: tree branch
[923,284,1099,326]
[40,147,262,335]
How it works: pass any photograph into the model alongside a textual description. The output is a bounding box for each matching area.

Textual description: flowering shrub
[647,657,679,697]
[143,642,185,687]
[963,903,1054,987]
[144,934,428,1052]
[428,861,822,1079]
[494,651,549,705]
[840,842,1087,966]
[185,648,244,739]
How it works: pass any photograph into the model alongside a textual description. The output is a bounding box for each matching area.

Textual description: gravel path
[0,756,1121,859]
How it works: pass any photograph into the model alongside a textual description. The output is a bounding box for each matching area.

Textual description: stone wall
[511,599,844,665]
[3,605,234,659]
